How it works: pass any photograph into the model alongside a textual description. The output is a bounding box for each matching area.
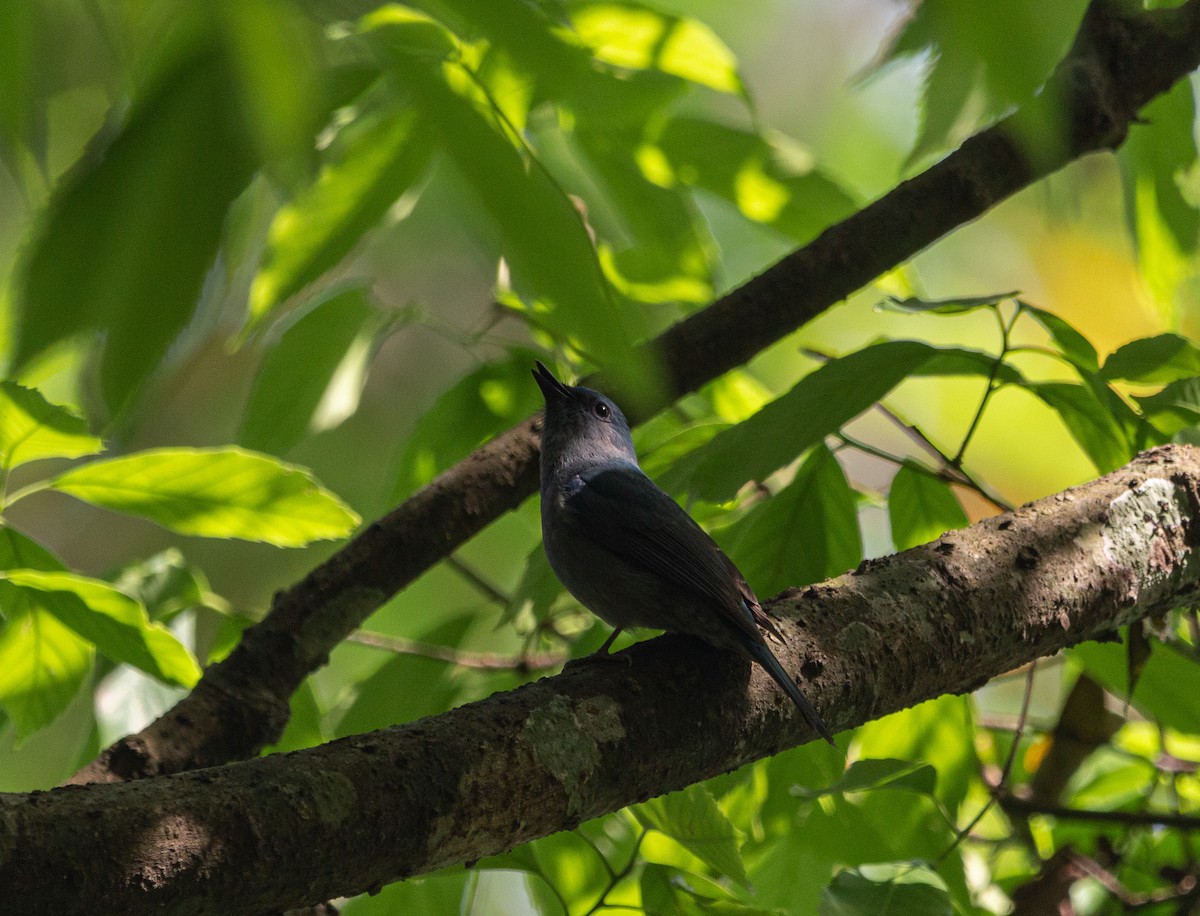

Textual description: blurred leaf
[719,445,861,596]
[217,0,325,172]
[268,679,325,754]
[889,464,967,551]
[855,695,976,813]
[1100,333,1200,384]
[0,381,102,472]
[571,3,744,95]
[0,569,199,687]
[51,447,359,546]
[393,350,545,501]
[362,23,646,386]
[635,784,747,884]
[0,527,92,740]
[880,292,1016,315]
[1074,640,1200,734]
[1117,78,1198,256]
[820,864,953,916]
[248,108,434,325]
[242,288,386,454]
[793,758,938,800]
[640,863,773,914]
[15,44,258,418]
[341,869,470,915]
[1029,382,1134,473]
[1135,377,1200,435]
[663,341,1020,502]
[500,544,561,629]
[574,127,715,305]
[653,116,856,244]
[887,0,1088,164]
[1021,303,1100,372]
[107,549,210,622]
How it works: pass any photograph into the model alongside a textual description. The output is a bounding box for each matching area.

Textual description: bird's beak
[533,361,573,403]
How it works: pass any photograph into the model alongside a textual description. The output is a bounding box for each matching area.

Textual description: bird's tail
[744,638,835,746]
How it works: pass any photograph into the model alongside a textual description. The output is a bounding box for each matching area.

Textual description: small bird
[533,361,833,744]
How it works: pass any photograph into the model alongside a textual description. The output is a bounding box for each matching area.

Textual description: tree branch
[70,0,1200,784]
[9,445,1200,912]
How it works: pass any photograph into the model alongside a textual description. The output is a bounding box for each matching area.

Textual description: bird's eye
[593,401,611,419]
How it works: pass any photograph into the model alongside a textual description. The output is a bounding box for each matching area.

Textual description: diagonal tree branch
[71,0,1200,785]
[9,445,1200,912]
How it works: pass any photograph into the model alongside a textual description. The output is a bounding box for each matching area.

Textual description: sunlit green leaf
[663,342,1019,502]
[1117,78,1198,257]
[1074,639,1200,734]
[248,108,434,324]
[0,381,102,472]
[820,863,953,916]
[1100,333,1200,383]
[0,569,199,686]
[242,289,386,454]
[51,448,359,546]
[888,464,968,551]
[571,4,744,95]
[719,445,861,596]
[0,526,92,740]
[392,351,546,501]
[15,42,258,418]
[635,784,747,884]
[653,117,856,244]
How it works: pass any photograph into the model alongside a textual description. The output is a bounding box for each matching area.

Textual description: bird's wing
[563,465,763,643]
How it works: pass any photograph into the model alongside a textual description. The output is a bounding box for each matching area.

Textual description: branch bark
[8,445,1200,913]
[71,0,1200,785]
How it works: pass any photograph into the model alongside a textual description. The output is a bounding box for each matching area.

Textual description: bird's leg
[564,628,632,668]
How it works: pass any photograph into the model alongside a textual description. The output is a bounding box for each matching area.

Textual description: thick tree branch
[10,445,1200,912]
[71,0,1200,784]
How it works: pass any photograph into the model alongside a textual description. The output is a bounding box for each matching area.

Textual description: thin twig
[347,629,563,671]
[447,554,512,607]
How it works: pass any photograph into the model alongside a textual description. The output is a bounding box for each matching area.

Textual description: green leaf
[1117,78,1199,257]
[0,604,93,742]
[500,544,562,629]
[653,116,856,244]
[887,0,1088,164]
[0,527,93,740]
[0,381,102,472]
[820,864,953,916]
[1135,377,1200,436]
[1020,303,1100,372]
[248,107,434,325]
[1100,333,1200,384]
[793,758,939,800]
[1074,639,1200,734]
[51,447,359,546]
[107,549,210,622]
[663,341,1019,502]
[572,127,715,305]
[880,292,1016,315]
[1028,382,1134,473]
[241,289,385,454]
[635,784,747,884]
[14,43,258,418]
[362,25,647,388]
[571,4,745,95]
[719,445,861,596]
[392,351,546,501]
[0,569,199,686]
[888,464,967,551]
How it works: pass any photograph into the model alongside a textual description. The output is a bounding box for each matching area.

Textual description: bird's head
[533,361,636,470]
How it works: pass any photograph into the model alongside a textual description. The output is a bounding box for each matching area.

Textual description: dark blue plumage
[533,361,833,744]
